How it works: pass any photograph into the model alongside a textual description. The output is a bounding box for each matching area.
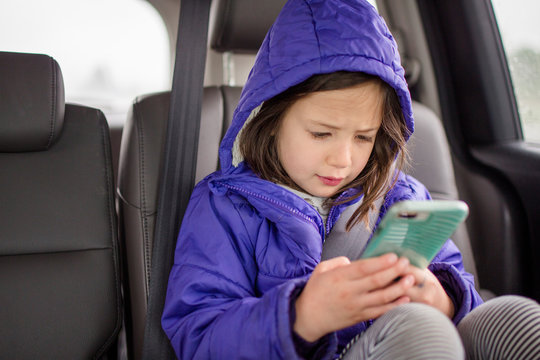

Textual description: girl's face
[277,82,383,197]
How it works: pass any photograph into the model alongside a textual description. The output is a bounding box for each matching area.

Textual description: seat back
[0,51,122,359]
[117,86,242,359]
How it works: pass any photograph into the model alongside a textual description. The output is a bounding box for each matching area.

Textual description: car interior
[1,0,539,359]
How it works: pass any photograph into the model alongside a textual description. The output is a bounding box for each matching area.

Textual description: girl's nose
[327,141,352,168]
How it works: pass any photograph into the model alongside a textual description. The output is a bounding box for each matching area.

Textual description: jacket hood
[219,0,414,173]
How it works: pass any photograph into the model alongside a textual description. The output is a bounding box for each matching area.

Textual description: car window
[0,0,170,126]
[491,0,540,143]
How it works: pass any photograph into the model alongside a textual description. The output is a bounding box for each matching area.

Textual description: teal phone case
[361,200,469,268]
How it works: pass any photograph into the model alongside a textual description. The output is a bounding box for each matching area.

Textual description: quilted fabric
[219,0,412,172]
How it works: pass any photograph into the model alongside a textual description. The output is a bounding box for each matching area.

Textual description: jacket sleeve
[161,182,337,359]
[429,241,483,324]
[383,173,484,324]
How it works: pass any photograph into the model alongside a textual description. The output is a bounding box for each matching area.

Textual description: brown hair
[239,71,410,230]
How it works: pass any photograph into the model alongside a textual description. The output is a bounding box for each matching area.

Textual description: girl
[162,0,540,359]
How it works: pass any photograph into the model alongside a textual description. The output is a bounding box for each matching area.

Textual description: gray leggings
[340,295,540,360]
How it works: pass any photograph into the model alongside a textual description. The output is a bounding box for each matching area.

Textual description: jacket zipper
[325,191,351,235]
[219,183,323,237]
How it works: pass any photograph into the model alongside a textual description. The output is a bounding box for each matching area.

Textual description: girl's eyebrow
[355,127,379,133]
[310,120,379,132]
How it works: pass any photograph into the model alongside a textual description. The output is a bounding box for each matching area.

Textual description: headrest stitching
[46,57,57,149]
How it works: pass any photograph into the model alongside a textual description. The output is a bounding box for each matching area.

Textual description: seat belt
[141,0,212,358]
[321,197,384,262]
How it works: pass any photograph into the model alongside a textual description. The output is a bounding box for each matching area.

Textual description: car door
[379,0,539,301]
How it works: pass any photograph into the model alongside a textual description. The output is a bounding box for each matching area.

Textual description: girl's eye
[356,135,374,142]
[311,132,331,139]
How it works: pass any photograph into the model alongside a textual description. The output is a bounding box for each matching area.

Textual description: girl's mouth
[317,175,343,186]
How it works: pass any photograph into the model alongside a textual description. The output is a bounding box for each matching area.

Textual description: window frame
[416,0,540,301]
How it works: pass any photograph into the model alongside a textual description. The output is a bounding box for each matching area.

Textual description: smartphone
[360,200,469,268]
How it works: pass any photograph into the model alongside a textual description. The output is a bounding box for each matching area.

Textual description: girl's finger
[359,274,416,307]
[404,266,430,287]
[351,257,410,289]
[315,256,351,274]
[360,295,411,320]
[343,253,401,280]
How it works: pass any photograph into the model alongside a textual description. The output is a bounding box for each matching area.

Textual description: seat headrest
[0,51,65,152]
[210,0,287,53]
[210,1,422,88]
[392,30,421,87]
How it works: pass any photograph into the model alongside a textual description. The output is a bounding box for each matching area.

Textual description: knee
[458,295,540,332]
[386,302,454,330]
[459,295,540,328]
[342,304,464,360]
[381,303,461,342]
[482,294,539,309]
[376,303,464,358]
[458,295,540,359]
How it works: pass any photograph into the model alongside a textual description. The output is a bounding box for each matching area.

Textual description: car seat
[117,85,241,359]
[0,51,122,359]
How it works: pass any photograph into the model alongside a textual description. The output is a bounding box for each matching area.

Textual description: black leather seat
[117,86,241,359]
[0,51,122,359]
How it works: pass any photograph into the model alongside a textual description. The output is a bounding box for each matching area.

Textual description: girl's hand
[403,266,455,318]
[293,254,415,342]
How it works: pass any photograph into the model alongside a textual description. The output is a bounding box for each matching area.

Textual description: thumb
[316,256,351,274]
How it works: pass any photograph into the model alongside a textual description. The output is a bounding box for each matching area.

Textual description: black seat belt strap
[142,0,212,358]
